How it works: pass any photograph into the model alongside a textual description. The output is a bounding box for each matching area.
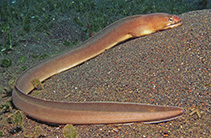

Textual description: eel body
[12,13,183,124]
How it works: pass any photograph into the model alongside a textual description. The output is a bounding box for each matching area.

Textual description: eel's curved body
[12,13,183,124]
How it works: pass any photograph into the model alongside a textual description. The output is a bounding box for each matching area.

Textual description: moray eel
[12,13,183,124]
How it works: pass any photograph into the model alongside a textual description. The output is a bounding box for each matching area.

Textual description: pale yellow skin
[12,13,183,124]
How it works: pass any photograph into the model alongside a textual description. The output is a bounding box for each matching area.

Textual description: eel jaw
[166,21,182,29]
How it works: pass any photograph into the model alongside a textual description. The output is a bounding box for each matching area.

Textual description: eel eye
[169,17,173,22]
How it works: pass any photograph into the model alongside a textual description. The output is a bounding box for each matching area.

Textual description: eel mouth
[167,21,182,28]
[164,15,183,29]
